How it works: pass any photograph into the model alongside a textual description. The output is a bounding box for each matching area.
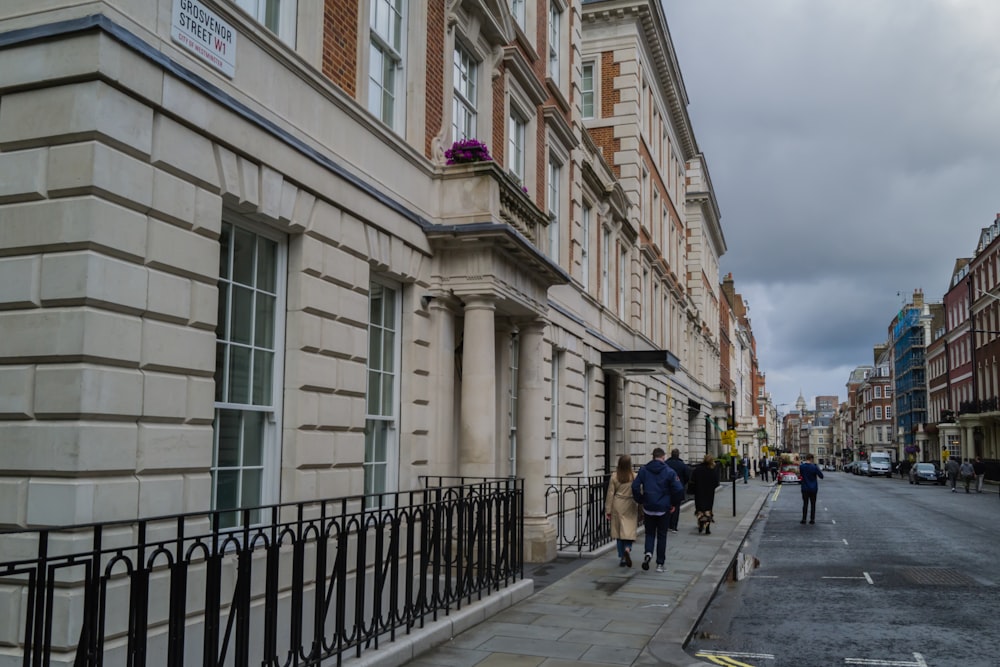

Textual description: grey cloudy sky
[664,0,1000,410]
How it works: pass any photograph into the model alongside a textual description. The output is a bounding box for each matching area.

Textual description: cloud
[664,0,1000,405]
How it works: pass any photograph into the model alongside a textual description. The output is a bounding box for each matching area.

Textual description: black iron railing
[959,397,1000,414]
[544,475,612,553]
[0,478,523,666]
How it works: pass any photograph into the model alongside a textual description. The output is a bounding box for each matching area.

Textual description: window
[508,109,526,181]
[365,280,401,505]
[235,0,297,45]
[581,204,591,292]
[875,406,883,420]
[874,385,882,399]
[547,157,561,264]
[618,246,627,318]
[601,228,611,306]
[885,405,892,420]
[548,4,562,85]
[511,0,525,28]
[453,43,478,141]
[508,334,519,478]
[581,62,595,118]
[550,348,561,477]
[368,0,405,129]
[213,221,284,528]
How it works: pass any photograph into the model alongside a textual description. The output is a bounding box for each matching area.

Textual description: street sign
[721,429,737,446]
[762,446,769,456]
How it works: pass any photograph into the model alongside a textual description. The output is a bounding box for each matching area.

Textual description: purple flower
[445,138,493,165]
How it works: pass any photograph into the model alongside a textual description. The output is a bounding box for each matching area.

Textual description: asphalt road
[686,471,999,667]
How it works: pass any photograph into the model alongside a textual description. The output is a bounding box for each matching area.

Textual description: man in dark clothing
[632,447,685,573]
[665,449,690,533]
[973,456,986,493]
[799,453,824,524]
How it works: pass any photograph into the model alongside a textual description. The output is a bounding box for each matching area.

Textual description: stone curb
[634,487,770,666]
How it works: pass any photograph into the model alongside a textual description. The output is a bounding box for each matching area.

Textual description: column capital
[461,294,497,312]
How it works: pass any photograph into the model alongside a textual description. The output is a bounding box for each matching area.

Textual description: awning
[601,349,679,376]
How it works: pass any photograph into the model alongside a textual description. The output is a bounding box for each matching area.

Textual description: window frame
[581,61,595,119]
[212,217,287,528]
[366,0,407,130]
[364,277,402,506]
[234,0,297,45]
[452,40,479,141]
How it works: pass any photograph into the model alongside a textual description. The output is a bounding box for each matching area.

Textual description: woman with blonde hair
[689,453,720,534]
[605,454,639,566]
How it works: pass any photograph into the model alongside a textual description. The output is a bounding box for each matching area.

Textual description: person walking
[960,458,976,493]
[605,454,639,567]
[689,454,720,534]
[665,448,690,533]
[945,456,960,493]
[799,453,824,525]
[631,447,685,573]
[973,456,986,493]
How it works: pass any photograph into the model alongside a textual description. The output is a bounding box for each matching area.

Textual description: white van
[868,451,892,478]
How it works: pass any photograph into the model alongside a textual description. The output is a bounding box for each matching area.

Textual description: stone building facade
[0,0,728,564]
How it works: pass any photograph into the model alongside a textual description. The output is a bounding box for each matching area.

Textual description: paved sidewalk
[354,480,773,667]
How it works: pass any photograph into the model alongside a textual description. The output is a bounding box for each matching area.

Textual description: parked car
[854,461,870,476]
[778,464,801,484]
[909,462,946,485]
[843,461,857,474]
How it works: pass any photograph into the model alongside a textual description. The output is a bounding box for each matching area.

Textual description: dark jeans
[643,512,670,565]
[801,490,818,522]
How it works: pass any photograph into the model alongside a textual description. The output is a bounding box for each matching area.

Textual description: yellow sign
[730,445,739,457]
[942,448,949,460]
[762,446,769,456]
[721,429,737,446]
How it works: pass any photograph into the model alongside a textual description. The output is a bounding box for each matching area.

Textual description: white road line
[697,650,776,659]
[845,653,926,666]
[821,576,867,580]
[843,538,849,545]
[863,571,874,584]
[832,519,837,524]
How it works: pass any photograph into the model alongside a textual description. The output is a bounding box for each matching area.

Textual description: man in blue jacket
[799,453,824,524]
[632,447,686,573]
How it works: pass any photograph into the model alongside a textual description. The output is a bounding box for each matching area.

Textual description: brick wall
[321,0,358,97]
[425,2,444,158]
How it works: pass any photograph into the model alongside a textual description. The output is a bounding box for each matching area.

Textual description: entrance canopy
[601,349,678,376]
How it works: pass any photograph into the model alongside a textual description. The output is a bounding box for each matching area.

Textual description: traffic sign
[721,429,737,446]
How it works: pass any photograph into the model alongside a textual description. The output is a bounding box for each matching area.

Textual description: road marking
[697,650,775,665]
[845,653,926,666]
[822,576,867,580]
[863,571,874,584]
[832,519,837,524]
[843,538,849,545]
[701,656,755,667]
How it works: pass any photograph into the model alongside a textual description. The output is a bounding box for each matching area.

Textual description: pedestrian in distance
[632,447,685,573]
[689,453,720,534]
[665,448,690,533]
[945,457,960,493]
[605,454,639,567]
[959,458,976,493]
[973,456,986,493]
[799,453,824,525]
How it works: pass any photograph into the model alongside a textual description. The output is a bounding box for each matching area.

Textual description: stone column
[517,319,557,563]
[428,296,458,478]
[458,296,497,478]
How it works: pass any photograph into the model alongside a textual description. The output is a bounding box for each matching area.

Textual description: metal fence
[0,478,523,666]
[544,475,613,553]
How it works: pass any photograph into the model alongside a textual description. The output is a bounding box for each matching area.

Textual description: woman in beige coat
[605,454,639,567]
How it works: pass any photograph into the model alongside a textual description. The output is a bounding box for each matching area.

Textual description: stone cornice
[581,1,698,159]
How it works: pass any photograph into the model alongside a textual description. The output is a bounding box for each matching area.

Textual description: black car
[909,462,945,485]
